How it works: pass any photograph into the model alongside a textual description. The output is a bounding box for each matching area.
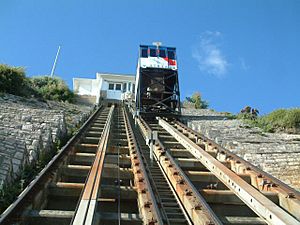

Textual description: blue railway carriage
[135,44,181,116]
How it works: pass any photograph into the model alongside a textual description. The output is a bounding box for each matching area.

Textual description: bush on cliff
[184,92,209,109]
[0,64,34,97]
[254,109,300,133]
[0,64,75,103]
[239,108,300,133]
[30,76,75,103]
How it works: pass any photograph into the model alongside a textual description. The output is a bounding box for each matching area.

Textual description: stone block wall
[0,94,92,188]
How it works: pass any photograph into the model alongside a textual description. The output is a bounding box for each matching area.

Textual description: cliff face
[182,108,300,191]
[0,94,93,187]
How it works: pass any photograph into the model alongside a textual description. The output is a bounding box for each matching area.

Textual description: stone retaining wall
[182,109,300,190]
[0,94,92,188]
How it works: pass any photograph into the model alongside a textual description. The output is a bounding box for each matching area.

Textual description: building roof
[96,72,135,81]
[96,72,135,77]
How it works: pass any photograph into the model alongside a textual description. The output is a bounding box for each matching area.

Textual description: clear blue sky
[1,0,299,114]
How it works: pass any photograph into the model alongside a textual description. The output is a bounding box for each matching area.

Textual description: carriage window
[168,50,175,60]
[141,48,148,58]
[150,48,156,57]
[115,84,121,90]
[159,49,166,58]
[108,83,114,90]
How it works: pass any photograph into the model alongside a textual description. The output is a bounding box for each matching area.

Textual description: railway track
[71,105,160,225]
[136,115,300,225]
[0,103,300,225]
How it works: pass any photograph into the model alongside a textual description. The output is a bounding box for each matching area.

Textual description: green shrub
[257,109,300,133]
[0,64,34,97]
[223,112,237,119]
[237,112,257,120]
[0,181,22,213]
[239,108,300,133]
[0,64,75,102]
[30,76,75,103]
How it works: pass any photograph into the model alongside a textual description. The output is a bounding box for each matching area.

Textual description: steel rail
[72,105,114,225]
[175,120,300,198]
[0,105,103,225]
[137,117,222,225]
[123,106,163,225]
[150,139,193,225]
[163,147,222,225]
[174,120,300,220]
[134,117,191,224]
[158,117,300,225]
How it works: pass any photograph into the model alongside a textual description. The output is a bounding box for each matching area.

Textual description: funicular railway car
[135,43,181,116]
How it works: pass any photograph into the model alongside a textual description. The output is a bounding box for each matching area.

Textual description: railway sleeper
[220,216,266,225]
[69,152,95,165]
[176,157,231,171]
[85,131,103,137]
[107,145,129,154]
[186,171,252,184]
[88,126,103,132]
[25,211,143,225]
[100,185,137,200]
[81,136,101,144]
[62,164,133,180]
[25,210,74,225]
[76,143,98,153]
[201,189,279,205]
[104,154,131,167]
[96,212,142,225]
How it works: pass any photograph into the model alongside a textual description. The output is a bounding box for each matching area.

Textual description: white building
[73,72,135,105]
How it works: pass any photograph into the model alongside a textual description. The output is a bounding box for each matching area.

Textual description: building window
[115,84,121,91]
[128,82,131,92]
[108,83,114,90]
[132,84,135,93]
[123,83,127,93]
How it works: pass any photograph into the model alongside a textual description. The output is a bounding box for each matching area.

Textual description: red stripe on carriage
[169,60,176,65]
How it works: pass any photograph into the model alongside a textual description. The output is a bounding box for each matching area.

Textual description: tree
[185,92,209,109]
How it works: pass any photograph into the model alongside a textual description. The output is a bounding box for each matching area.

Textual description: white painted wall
[73,73,135,104]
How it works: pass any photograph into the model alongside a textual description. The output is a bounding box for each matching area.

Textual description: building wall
[73,73,135,104]
[73,78,100,96]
